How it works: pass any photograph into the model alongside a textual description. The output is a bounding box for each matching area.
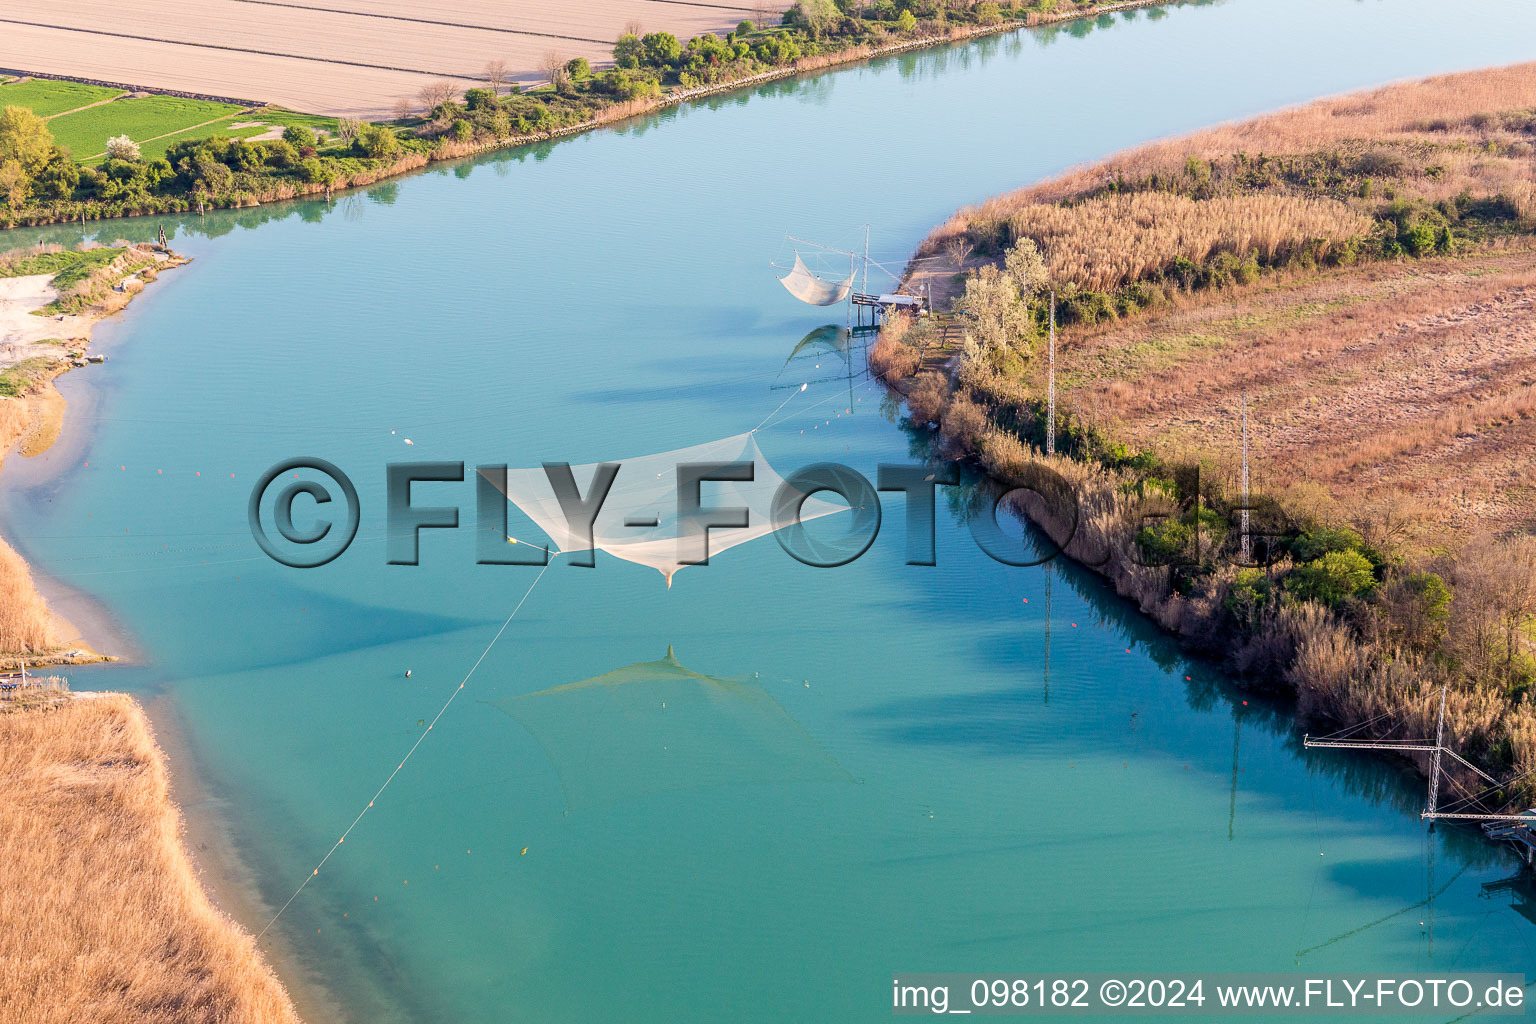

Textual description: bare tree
[540,50,567,88]
[392,97,413,123]
[335,118,363,144]
[484,58,509,96]
[623,19,643,37]
[753,3,779,29]
[417,80,458,114]
[944,235,970,270]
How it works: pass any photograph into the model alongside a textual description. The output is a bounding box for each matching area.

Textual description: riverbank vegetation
[881,63,1536,804]
[0,691,302,1024]
[0,0,1157,227]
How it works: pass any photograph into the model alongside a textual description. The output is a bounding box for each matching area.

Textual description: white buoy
[403,438,414,446]
[405,669,412,678]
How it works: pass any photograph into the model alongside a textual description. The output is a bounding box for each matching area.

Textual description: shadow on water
[853,415,1514,879]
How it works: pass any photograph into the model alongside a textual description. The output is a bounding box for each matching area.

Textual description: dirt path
[81,109,251,161]
[41,89,128,120]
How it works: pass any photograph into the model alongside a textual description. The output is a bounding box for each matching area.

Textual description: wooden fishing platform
[850,290,929,326]
[1484,816,1536,866]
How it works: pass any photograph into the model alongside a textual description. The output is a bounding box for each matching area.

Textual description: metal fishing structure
[773,229,931,327]
[1305,687,1536,864]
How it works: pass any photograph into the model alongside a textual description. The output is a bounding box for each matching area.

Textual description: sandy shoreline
[144,691,347,1024]
[0,245,190,669]
[0,245,345,1021]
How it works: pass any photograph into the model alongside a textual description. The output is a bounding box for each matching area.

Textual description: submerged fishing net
[480,432,846,586]
[494,647,850,810]
[781,324,851,373]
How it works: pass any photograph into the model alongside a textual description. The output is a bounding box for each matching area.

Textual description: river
[5,0,1536,1020]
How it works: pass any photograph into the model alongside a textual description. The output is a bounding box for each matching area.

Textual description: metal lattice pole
[1427,686,1448,818]
[862,224,870,298]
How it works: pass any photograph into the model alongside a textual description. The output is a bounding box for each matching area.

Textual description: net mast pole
[1427,685,1448,819]
[847,253,854,332]
[863,224,870,297]
[1047,289,1057,456]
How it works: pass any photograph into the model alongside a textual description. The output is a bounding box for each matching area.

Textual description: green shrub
[281,124,316,149]
[354,123,400,158]
[1290,525,1363,563]
[640,32,683,68]
[1402,221,1437,257]
[1286,550,1377,606]
[1225,568,1274,629]
[614,33,642,70]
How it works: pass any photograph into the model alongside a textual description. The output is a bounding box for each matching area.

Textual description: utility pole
[1046,289,1057,456]
[1240,390,1251,564]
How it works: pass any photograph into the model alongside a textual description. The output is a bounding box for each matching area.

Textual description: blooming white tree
[105,135,141,161]
[955,264,1030,356]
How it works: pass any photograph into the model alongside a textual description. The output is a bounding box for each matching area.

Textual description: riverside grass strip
[46,95,248,162]
[0,77,120,117]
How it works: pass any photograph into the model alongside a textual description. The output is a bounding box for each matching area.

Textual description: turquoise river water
[6,0,1536,1020]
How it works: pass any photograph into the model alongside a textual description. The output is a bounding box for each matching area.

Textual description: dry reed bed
[920,62,1536,289]
[0,533,55,654]
[0,695,300,1024]
[1006,193,1371,293]
[0,396,56,655]
[950,61,1536,214]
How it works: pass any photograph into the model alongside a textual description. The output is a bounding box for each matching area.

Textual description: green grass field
[134,123,270,161]
[0,247,120,281]
[0,78,122,118]
[3,76,343,165]
[47,95,247,161]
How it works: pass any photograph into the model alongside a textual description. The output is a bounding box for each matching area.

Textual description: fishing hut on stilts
[774,228,931,331]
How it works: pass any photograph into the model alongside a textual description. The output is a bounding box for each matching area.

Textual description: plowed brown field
[0,0,790,118]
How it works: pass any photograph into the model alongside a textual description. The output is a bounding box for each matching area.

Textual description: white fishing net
[778,253,854,306]
[479,432,847,586]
